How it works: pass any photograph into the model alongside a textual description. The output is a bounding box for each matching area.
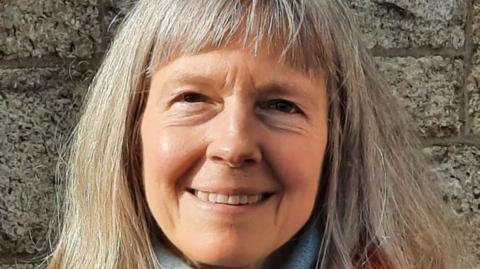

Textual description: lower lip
[184,191,274,215]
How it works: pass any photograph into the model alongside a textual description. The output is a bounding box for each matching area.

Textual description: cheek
[142,121,202,189]
[140,117,205,227]
[142,126,180,193]
[277,140,325,189]
[272,135,326,219]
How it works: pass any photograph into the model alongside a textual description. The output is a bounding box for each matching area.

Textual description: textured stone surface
[467,67,480,135]
[0,67,91,255]
[424,145,480,265]
[474,0,480,46]
[0,0,101,60]
[468,1,480,135]
[104,0,136,39]
[0,264,40,269]
[348,0,467,49]
[376,56,463,137]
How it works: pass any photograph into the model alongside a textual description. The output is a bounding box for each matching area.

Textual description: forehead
[152,48,325,88]
[152,41,324,78]
[152,37,324,80]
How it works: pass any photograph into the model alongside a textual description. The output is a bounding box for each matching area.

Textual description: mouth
[187,188,275,206]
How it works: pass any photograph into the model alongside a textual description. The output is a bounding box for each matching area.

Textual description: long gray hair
[46,0,463,268]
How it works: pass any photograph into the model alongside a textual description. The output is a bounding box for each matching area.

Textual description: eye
[261,99,303,114]
[178,92,207,103]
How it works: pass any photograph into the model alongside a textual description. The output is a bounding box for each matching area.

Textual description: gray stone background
[0,0,479,268]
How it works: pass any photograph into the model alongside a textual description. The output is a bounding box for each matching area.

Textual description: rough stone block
[0,67,91,255]
[467,66,480,135]
[0,264,40,269]
[104,0,136,39]
[468,2,480,135]
[0,0,101,60]
[375,56,463,137]
[473,0,480,46]
[423,145,480,266]
[348,0,466,49]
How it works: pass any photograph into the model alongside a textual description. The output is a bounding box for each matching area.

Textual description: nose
[205,99,262,168]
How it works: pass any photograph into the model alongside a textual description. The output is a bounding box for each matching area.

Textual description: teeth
[239,195,248,205]
[248,195,261,204]
[196,190,209,201]
[208,193,217,203]
[191,190,267,205]
[216,194,228,203]
[228,195,240,205]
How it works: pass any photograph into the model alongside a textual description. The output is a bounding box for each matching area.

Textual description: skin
[141,47,329,269]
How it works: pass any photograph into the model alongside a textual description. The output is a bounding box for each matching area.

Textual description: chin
[194,256,258,269]
[183,241,267,269]
[192,256,262,269]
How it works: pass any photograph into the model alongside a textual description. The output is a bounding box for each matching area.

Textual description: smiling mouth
[187,189,274,206]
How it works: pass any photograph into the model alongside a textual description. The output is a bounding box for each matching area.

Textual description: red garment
[357,245,393,269]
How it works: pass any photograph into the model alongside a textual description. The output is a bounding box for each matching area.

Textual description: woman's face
[141,48,328,268]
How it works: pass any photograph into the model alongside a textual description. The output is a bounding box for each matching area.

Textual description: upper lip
[187,187,275,196]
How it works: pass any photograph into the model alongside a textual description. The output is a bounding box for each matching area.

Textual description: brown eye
[261,99,303,114]
[181,92,207,103]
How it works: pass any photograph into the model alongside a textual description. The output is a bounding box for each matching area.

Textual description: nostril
[206,138,262,167]
[226,155,259,168]
[209,155,254,168]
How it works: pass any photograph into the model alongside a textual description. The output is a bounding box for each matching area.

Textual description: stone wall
[0,0,478,268]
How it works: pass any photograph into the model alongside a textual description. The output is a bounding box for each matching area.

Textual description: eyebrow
[256,82,298,96]
[254,82,317,109]
[158,73,223,101]
[160,73,319,108]
[164,73,221,90]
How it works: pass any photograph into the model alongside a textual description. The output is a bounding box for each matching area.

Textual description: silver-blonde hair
[46,0,464,268]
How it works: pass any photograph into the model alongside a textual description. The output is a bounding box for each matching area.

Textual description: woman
[46,0,464,268]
